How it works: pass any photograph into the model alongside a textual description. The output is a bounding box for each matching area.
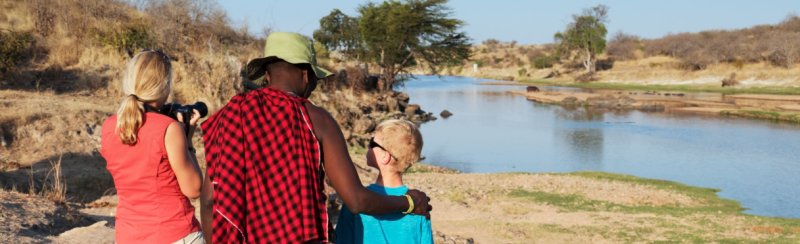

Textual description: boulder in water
[440,110,453,118]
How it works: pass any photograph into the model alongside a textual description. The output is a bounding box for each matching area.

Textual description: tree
[313,9,362,59]
[554,4,609,72]
[357,0,471,91]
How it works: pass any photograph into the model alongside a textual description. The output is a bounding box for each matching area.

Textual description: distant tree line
[608,14,800,70]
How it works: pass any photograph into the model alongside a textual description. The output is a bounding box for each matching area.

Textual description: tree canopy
[351,0,471,91]
[554,4,609,72]
[313,9,361,59]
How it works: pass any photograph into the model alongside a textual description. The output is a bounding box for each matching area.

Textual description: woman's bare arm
[165,114,203,199]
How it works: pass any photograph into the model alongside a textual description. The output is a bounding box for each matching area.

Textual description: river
[399,75,800,219]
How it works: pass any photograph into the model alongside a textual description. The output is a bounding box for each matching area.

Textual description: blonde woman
[100,50,204,244]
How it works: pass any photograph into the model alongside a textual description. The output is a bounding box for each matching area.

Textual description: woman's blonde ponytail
[117,95,145,145]
[116,51,172,145]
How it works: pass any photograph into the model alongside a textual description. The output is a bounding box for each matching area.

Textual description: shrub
[606,31,640,61]
[575,72,597,83]
[482,38,500,45]
[517,68,527,76]
[733,59,745,70]
[474,59,483,67]
[722,72,739,87]
[532,55,555,69]
[0,30,35,73]
[94,19,152,53]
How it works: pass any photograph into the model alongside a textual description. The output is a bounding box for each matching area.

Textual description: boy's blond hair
[376,120,423,173]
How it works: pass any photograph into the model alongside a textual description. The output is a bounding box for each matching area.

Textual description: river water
[399,75,800,219]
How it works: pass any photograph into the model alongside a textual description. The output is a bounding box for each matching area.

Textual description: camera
[161,102,209,135]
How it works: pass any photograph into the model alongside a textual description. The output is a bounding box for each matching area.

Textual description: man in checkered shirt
[199,32,432,243]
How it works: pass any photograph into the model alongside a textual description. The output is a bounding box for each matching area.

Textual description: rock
[586,94,618,108]
[405,104,421,118]
[526,86,540,92]
[561,96,580,105]
[617,95,636,107]
[394,92,410,103]
[353,119,376,134]
[433,231,475,244]
[356,102,373,114]
[440,110,453,118]
[638,102,665,111]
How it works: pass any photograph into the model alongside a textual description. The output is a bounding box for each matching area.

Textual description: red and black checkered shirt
[201,87,329,243]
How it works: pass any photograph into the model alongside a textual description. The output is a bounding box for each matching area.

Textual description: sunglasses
[369,137,397,161]
[141,49,170,62]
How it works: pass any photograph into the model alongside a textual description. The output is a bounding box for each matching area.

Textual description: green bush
[0,30,35,73]
[532,55,555,69]
[517,67,527,76]
[95,19,152,52]
[475,59,483,67]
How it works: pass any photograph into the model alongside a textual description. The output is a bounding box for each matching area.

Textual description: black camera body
[161,102,209,135]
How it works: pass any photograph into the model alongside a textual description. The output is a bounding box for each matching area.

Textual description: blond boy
[335,120,432,244]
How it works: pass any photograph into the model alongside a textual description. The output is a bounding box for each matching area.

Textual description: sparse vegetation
[0,30,35,74]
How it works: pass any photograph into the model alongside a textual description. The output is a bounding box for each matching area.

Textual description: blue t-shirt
[335,184,434,244]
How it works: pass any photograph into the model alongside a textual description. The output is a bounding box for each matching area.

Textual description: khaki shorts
[171,231,204,244]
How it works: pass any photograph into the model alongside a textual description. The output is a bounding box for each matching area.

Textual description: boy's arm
[304,104,431,218]
[335,205,355,244]
[421,217,434,244]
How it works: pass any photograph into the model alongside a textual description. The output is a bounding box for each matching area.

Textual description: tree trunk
[583,49,594,72]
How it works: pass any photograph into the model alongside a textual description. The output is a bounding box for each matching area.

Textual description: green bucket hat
[245,32,333,81]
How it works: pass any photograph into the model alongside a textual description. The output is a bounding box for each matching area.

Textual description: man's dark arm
[306,104,431,218]
[200,172,213,243]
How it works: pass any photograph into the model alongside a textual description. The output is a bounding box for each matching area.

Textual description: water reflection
[554,107,606,171]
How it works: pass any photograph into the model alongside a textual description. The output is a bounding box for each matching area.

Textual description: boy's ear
[378,151,392,166]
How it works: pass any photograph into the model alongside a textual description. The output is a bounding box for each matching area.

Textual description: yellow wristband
[402,194,414,214]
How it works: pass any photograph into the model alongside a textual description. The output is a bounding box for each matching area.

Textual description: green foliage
[517,67,527,76]
[357,0,472,91]
[313,9,362,59]
[554,4,609,71]
[532,55,555,69]
[481,48,487,53]
[94,19,151,52]
[314,42,330,60]
[0,30,34,73]
[474,59,483,67]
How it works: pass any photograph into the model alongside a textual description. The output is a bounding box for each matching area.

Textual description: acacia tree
[358,0,471,91]
[313,9,362,59]
[554,4,609,72]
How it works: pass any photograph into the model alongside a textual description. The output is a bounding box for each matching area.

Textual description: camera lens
[189,102,208,118]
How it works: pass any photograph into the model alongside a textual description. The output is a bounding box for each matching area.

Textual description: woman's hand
[177,109,202,139]
[406,189,432,219]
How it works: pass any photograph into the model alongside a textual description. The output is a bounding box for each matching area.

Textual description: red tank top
[101,113,201,244]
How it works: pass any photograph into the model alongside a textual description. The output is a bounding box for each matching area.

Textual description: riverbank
[347,151,800,243]
[476,80,800,124]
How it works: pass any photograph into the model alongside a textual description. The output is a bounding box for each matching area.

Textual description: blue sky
[218,0,800,45]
